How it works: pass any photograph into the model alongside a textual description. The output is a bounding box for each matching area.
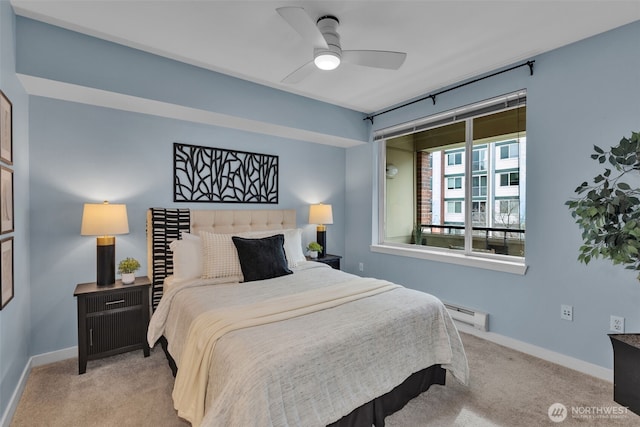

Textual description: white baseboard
[0,359,30,427]
[455,322,613,382]
[0,346,77,427]
[31,346,77,367]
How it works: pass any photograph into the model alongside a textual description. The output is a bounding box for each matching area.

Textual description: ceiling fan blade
[281,61,316,84]
[342,50,407,70]
[277,7,328,49]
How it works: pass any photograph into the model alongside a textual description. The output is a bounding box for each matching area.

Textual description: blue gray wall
[0,2,30,421]
[345,20,640,369]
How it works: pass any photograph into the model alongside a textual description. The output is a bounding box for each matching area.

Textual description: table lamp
[309,203,333,258]
[81,201,129,286]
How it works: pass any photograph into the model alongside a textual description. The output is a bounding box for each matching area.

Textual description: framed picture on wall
[0,237,13,310]
[0,166,13,234]
[0,90,12,165]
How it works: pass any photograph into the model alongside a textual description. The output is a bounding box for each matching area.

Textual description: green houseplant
[306,242,323,259]
[118,257,140,284]
[413,223,424,245]
[566,131,640,415]
[566,131,640,274]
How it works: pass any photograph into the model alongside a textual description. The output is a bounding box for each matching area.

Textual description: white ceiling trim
[17,74,366,149]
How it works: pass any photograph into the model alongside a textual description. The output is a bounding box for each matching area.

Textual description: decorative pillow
[169,232,202,281]
[240,228,306,268]
[231,234,293,282]
[200,232,243,281]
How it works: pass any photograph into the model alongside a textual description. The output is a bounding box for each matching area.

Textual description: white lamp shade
[309,204,333,225]
[81,202,129,236]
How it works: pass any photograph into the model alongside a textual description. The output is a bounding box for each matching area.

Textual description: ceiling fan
[277,7,407,84]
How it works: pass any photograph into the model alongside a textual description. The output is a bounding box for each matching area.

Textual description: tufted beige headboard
[190,209,296,235]
[146,208,296,308]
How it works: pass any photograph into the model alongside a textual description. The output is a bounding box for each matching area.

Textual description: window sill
[370,243,528,275]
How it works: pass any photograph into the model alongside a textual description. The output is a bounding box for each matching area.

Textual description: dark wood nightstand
[74,276,151,374]
[306,254,342,270]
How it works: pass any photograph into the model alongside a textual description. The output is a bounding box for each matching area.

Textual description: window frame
[373,90,527,275]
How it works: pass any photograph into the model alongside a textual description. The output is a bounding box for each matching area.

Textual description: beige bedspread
[148,262,469,427]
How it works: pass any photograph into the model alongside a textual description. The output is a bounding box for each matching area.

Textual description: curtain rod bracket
[429,95,437,105]
[364,116,374,124]
[527,61,534,76]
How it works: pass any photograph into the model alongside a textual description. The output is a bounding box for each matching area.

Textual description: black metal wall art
[173,143,279,203]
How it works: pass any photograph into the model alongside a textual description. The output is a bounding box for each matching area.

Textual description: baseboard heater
[444,302,489,331]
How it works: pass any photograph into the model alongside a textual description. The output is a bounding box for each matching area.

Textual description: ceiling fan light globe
[314,52,340,70]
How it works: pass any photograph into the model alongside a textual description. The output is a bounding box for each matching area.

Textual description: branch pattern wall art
[174,143,279,203]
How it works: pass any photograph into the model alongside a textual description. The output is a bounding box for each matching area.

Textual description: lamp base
[316,228,327,258]
[96,239,115,286]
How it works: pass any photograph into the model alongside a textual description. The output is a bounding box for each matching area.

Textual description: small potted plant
[118,257,140,285]
[413,223,424,245]
[306,242,323,259]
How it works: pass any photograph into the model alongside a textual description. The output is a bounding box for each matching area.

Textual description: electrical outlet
[610,315,625,333]
[358,262,364,272]
[561,304,573,321]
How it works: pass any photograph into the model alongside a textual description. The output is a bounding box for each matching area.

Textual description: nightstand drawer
[85,289,142,313]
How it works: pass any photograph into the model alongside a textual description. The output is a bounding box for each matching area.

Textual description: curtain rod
[363,60,535,124]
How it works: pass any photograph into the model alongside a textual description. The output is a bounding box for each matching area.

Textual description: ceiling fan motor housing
[315,15,342,65]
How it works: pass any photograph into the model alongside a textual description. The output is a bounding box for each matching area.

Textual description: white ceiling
[10,1,640,114]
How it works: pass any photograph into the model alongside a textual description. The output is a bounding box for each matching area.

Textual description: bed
[146,208,468,427]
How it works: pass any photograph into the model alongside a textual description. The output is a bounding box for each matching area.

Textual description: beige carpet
[11,332,640,426]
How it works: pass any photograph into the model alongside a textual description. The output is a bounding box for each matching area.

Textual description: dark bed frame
[147,208,447,427]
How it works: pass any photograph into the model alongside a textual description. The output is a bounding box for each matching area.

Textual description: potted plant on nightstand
[118,257,140,285]
[566,131,640,414]
[306,242,323,259]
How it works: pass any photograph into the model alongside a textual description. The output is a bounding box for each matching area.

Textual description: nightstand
[74,276,151,374]
[306,253,342,270]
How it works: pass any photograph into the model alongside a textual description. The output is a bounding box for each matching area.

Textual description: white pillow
[199,232,244,281]
[240,228,306,268]
[282,228,306,267]
[169,232,203,281]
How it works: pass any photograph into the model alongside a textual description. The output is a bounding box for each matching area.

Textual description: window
[447,200,462,213]
[472,201,487,224]
[472,175,487,197]
[500,143,519,159]
[472,148,487,171]
[447,152,462,166]
[496,199,521,233]
[500,172,519,186]
[447,176,462,189]
[376,90,526,272]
